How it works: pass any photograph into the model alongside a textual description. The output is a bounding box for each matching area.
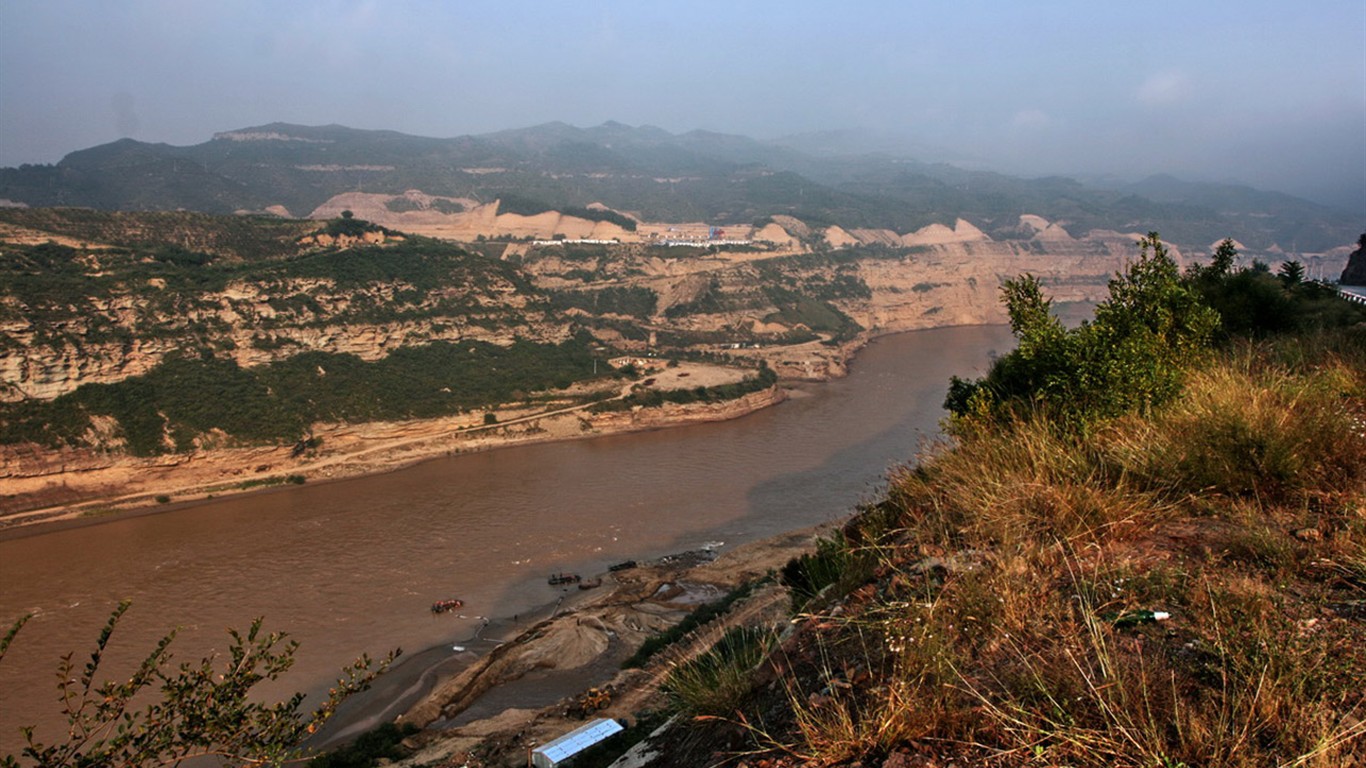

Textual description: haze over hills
[0,121,1357,255]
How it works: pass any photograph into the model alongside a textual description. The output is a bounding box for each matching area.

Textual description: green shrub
[309,722,418,768]
[947,233,1218,429]
[384,197,423,213]
[562,206,637,231]
[781,533,865,612]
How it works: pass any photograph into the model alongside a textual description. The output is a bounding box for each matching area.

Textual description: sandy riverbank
[311,521,834,764]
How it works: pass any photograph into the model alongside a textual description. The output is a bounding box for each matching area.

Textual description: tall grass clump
[780,530,882,612]
[661,626,774,717]
[775,625,943,763]
[889,414,1163,550]
[1108,341,1366,504]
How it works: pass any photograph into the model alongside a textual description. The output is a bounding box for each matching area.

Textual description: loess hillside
[0,207,1133,426]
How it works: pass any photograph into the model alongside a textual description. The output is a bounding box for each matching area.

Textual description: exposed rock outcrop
[1339,234,1366,286]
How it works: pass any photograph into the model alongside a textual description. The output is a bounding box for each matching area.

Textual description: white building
[530,718,624,767]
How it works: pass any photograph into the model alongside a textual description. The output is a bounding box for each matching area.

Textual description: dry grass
[1107,348,1366,505]
[661,625,776,718]
[729,334,1366,767]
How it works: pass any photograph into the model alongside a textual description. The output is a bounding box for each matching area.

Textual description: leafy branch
[2,600,398,767]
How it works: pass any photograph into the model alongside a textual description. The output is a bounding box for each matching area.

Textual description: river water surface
[0,325,1012,754]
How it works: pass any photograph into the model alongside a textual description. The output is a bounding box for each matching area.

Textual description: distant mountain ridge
[0,121,1357,253]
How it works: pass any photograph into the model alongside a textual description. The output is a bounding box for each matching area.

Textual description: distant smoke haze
[111,91,140,138]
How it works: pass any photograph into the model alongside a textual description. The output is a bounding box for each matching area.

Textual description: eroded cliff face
[1340,235,1366,286]
[0,272,562,402]
[2,212,1148,404]
[0,211,1161,517]
[2,211,1141,396]
[846,231,1142,333]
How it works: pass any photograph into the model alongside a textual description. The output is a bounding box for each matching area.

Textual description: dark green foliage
[316,215,387,239]
[494,194,553,216]
[798,271,872,301]
[1193,268,1297,337]
[947,233,1219,428]
[0,338,601,455]
[1186,240,1366,338]
[2,601,396,768]
[661,625,774,716]
[384,197,423,213]
[779,531,878,612]
[1278,259,1304,286]
[550,286,658,318]
[0,355,300,454]
[562,206,637,231]
[430,198,465,214]
[308,722,419,768]
[152,245,214,266]
[0,208,315,263]
[663,277,730,318]
[262,337,596,422]
[762,286,862,338]
[2,224,539,355]
[148,354,294,446]
[592,366,776,412]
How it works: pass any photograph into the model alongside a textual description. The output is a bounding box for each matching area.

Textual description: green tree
[2,601,397,768]
[1208,237,1237,277]
[1278,259,1305,285]
[947,232,1218,428]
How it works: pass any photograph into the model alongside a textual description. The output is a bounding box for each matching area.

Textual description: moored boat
[431,598,464,614]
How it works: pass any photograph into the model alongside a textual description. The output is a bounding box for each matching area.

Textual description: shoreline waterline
[0,381,792,538]
[1,324,1017,759]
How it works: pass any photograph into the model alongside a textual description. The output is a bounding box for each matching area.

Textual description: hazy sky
[2,1,1363,208]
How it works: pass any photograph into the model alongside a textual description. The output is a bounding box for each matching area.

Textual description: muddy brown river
[0,325,1012,755]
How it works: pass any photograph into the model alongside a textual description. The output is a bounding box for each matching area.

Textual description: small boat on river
[608,560,637,572]
[548,572,581,586]
[578,578,602,590]
[431,598,464,614]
